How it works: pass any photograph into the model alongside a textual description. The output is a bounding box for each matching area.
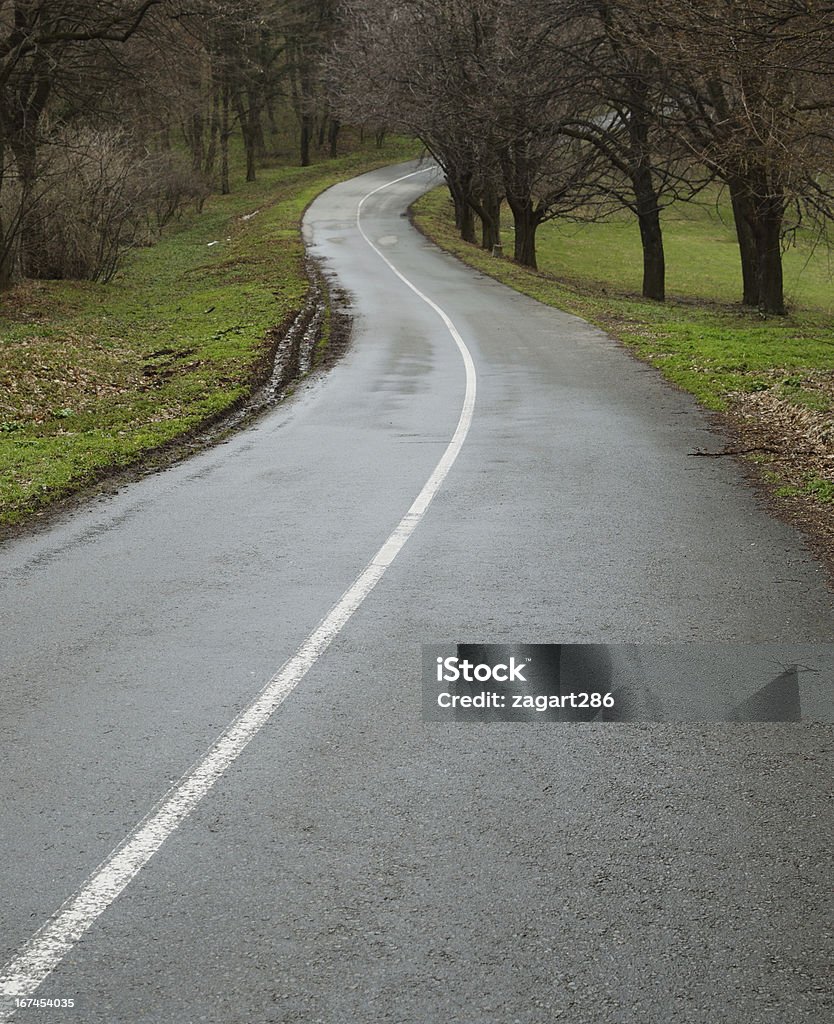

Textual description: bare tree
[333,0,603,268]
[283,0,338,166]
[0,0,315,282]
[0,0,165,282]
[619,0,834,313]
[548,1,711,301]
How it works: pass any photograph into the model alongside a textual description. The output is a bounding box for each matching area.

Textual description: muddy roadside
[0,258,352,543]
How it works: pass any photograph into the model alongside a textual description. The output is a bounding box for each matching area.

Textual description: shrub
[24,128,201,282]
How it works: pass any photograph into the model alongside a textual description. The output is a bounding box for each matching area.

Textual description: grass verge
[0,137,419,527]
[411,186,834,560]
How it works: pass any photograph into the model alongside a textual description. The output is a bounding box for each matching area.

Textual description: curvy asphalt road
[1,161,832,1023]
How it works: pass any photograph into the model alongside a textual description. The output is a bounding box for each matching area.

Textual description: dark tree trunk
[729,179,759,306]
[291,46,315,167]
[241,102,257,183]
[0,212,15,290]
[479,191,502,250]
[637,215,665,300]
[634,188,665,301]
[205,84,220,176]
[233,88,257,182]
[265,95,278,138]
[190,112,204,172]
[448,175,477,244]
[499,139,539,268]
[299,113,312,166]
[250,86,266,158]
[460,200,476,245]
[253,117,266,158]
[509,201,538,269]
[754,195,786,315]
[0,175,8,286]
[16,146,40,278]
[451,191,464,231]
[220,81,231,195]
[328,118,340,158]
[8,72,51,278]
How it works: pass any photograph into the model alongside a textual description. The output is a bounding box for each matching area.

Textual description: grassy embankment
[0,137,419,527]
[412,188,834,506]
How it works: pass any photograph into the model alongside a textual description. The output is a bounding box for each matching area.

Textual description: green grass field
[412,186,834,508]
[0,136,418,526]
[532,196,834,313]
[413,188,834,407]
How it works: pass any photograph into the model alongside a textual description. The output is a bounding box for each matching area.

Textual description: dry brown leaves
[729,370,834,567]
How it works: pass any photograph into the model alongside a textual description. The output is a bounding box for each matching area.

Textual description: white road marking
[0,164,475,1017]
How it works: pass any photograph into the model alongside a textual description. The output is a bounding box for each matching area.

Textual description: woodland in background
[0,0,341,290]
[3,1,833,317]
[333,0,834,314]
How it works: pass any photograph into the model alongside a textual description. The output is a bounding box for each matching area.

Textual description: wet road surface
[1,161,832,1023]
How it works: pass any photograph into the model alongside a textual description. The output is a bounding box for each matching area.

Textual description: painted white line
[0,164,476,1017]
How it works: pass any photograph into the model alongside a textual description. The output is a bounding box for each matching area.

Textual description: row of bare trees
[333,0,834,314]
[0,0,340,290]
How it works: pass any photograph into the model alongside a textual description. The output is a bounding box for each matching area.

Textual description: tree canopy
[333,0,834,313]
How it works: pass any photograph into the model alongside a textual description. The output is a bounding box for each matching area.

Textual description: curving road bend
[0,160,832,1023]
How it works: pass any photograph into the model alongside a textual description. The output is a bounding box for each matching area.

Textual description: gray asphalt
[1,160,832,1023]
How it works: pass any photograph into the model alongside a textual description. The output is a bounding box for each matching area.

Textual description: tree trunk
[220,81,231,195]
[251,96,266,158]
[460,200,476,245]
[0,214,15,290]
[265,95,278,138]
[328,118,340,158]
[190,112,204,172]
[457,170,478,245]
[205,85,220,177]
[299,114,312,167]
[451,191,464,231]
[244,84,264,164]
[509,201,538,269]
[447,176,477,245]
[635,203,665,301]
[631,162,665,301]
[0,171,7,286]
[479,190,501,250]
[9,95,50,278]
[754,195,786,315]
[499,139,539,268]
[729,180,759,306]
[233,88,257,183]
[16,148,39,278]
[299,59,314,167]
